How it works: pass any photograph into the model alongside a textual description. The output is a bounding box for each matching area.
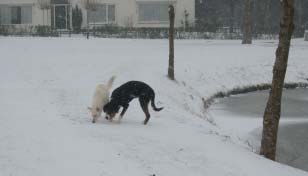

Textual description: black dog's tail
[150,94,163,111]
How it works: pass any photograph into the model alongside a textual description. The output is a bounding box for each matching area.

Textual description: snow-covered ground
[0,37,308,176]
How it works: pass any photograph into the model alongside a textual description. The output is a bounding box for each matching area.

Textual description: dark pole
[168,5,175,80]
[87,9,89,39]
[229,0,234,34]
[242,0,252,44]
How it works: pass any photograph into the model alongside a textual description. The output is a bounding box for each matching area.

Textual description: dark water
[276,122,308,170]
[217,88,308,118]
[213,88,308,172]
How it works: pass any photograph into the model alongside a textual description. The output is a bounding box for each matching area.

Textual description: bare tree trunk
[260,0,294,161]
[264,1,271,34]
[87,9,89,39]
[47,9,49,26]
[242,0,252,44]
[295,0,303,36]
[229,0,234,34]
[168,5,175,80]
[43,9,45,26]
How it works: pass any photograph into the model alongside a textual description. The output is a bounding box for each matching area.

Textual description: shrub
[34,25,57,36]
[0,25,10,36]
[72,5,83,33]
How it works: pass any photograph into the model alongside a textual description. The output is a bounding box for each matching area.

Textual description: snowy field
[0,37,308,176]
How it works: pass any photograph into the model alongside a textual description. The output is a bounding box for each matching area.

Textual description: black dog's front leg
[119,104,129,119]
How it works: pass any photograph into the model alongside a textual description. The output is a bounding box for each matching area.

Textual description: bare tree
[168,5,175,80]
[295,0,303,35]
[263,1,271,34]
[260,0,294,160]
[229,0,235,34]
[67,0,72,32]
[242,0,252,44]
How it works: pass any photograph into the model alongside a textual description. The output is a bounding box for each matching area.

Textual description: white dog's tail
[106,75,116,90]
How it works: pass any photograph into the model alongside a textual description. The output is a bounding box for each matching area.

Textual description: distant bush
[34,25,58,37]
[93,25,121,35]
[92,26,169,39]
[0,25,11,36]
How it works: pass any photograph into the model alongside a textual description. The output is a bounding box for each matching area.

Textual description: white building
[0,0,195,31]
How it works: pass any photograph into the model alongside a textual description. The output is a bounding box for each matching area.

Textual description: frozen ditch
[208,88,308,172]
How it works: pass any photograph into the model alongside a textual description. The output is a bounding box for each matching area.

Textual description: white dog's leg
[118,115,123,122]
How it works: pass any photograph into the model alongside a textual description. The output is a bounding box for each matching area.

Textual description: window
[88,4,115,24]
[51,0,69,4]
[11,7,21,24]
[138,2,170,23]
[88,5,106,23]
[21,6,32,24]
[108,5,115,22]
[0,6,32,25]
[0,6,11,24]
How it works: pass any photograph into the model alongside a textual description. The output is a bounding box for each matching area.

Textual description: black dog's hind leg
[119,104,129,119]
[139,97,151,125]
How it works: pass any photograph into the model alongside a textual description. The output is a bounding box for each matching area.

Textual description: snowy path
[0,37,308,176]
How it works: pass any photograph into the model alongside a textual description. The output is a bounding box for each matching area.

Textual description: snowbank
[0,37,308,176]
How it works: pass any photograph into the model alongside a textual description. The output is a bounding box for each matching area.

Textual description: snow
[0,37,308,176]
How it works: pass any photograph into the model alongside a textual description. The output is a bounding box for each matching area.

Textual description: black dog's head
[103,100,121,120]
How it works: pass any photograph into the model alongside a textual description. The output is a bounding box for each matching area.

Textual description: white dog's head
[88,107,102,123]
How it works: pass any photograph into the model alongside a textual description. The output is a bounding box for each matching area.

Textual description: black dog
[103,81,163,125]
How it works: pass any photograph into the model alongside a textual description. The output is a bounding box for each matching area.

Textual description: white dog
[88,76,116,123]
